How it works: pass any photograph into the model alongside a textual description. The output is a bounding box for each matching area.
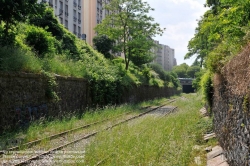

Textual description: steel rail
[13,99,176,166]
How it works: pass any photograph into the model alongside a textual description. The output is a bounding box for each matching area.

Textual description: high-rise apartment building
[152,40,176,71]
[82,0,110,45]
[37,0,110,44]
[38,0,83,39]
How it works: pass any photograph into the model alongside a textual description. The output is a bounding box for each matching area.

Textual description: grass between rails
[80,93,216,166]
[0,105,131,149]
[0,98,169,150]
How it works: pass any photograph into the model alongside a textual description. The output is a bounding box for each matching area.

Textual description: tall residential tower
[153,40,176,71]
[38,0,110,45]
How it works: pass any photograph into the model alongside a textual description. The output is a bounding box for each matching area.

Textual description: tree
[29,7,64,40]
[186,0,250,72]
[95,0,164,70]
[187,65,201,78]
[172,63,189,78]
[0,0,40,44]
[93,35,114,59]
[192,69,205,90]
[30,7,80,59]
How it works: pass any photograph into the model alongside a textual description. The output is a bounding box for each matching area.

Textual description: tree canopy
[185,0,250,72]
[172,63,201,78]
[0,0,41,44]
[95,0,164,70]
[93,35,114,59]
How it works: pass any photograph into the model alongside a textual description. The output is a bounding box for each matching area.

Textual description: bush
[62,33,80,59]
[200,71,213,107]
[26,25,56,57]
[150,63,171,82]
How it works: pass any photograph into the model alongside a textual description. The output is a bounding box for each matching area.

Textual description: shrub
[26,25,56,58]
[200,71,213,107]
[62,33,80,59]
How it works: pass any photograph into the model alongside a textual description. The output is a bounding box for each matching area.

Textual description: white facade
[153,40,176,71]
[38,0,83,39]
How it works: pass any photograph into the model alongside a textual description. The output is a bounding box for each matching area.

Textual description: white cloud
[145,0,208,65]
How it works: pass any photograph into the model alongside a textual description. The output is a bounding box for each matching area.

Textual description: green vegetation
[172,63,201,79]
[0,0,41,45]
[185,0,250,104]
[1,94,215,165]
[0,104,137,149]
[200,71,213,107]
[82,93,214,166]
[95,0,164,70]
[93,35,115,59]
[0,1,181,107]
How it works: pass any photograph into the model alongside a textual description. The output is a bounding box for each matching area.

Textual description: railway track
[1,110,135,153]
[1,99,176,166]
[95,105,178,166]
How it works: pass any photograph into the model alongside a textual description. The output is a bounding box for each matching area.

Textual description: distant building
[37,0,83,39]
[173,58,177,66]
[152,40,176,71]
[37,0,110,45]
[82,0,110,45]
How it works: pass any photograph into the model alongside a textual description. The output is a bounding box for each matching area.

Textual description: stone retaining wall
[0,72,88,133]
[213,77,249,165]
[212,45,250,166]
[0,72,180,133]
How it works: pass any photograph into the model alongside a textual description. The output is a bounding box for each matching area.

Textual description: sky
[145,0,208,66]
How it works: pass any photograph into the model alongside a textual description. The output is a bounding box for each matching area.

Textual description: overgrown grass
[0,97,172,151]
[0,46,42,72]
[0,104,139,150]
[81,93,214,166]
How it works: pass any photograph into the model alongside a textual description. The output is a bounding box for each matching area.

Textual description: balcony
[78,5,81,10]
[78,19,81,24]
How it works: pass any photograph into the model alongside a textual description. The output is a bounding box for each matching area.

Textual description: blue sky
[145,0,208,66]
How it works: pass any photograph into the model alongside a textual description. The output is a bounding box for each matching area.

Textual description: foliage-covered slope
[0,3,181,105]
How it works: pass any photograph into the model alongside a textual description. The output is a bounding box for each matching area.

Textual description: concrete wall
[0,72,180,133]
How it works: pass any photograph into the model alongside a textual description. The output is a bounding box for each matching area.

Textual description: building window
[73,9,77,22]
[55,0,57,8]
[78,12,81,24]
[65,20,68,29]
[60,17,63,24]
[59,1,63,14]
[73,24,77,35]
[74,0,77,7]
[65,4,68,17]
[49,0,53,7]
[78,0,81,9]
[78,26,81,38]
